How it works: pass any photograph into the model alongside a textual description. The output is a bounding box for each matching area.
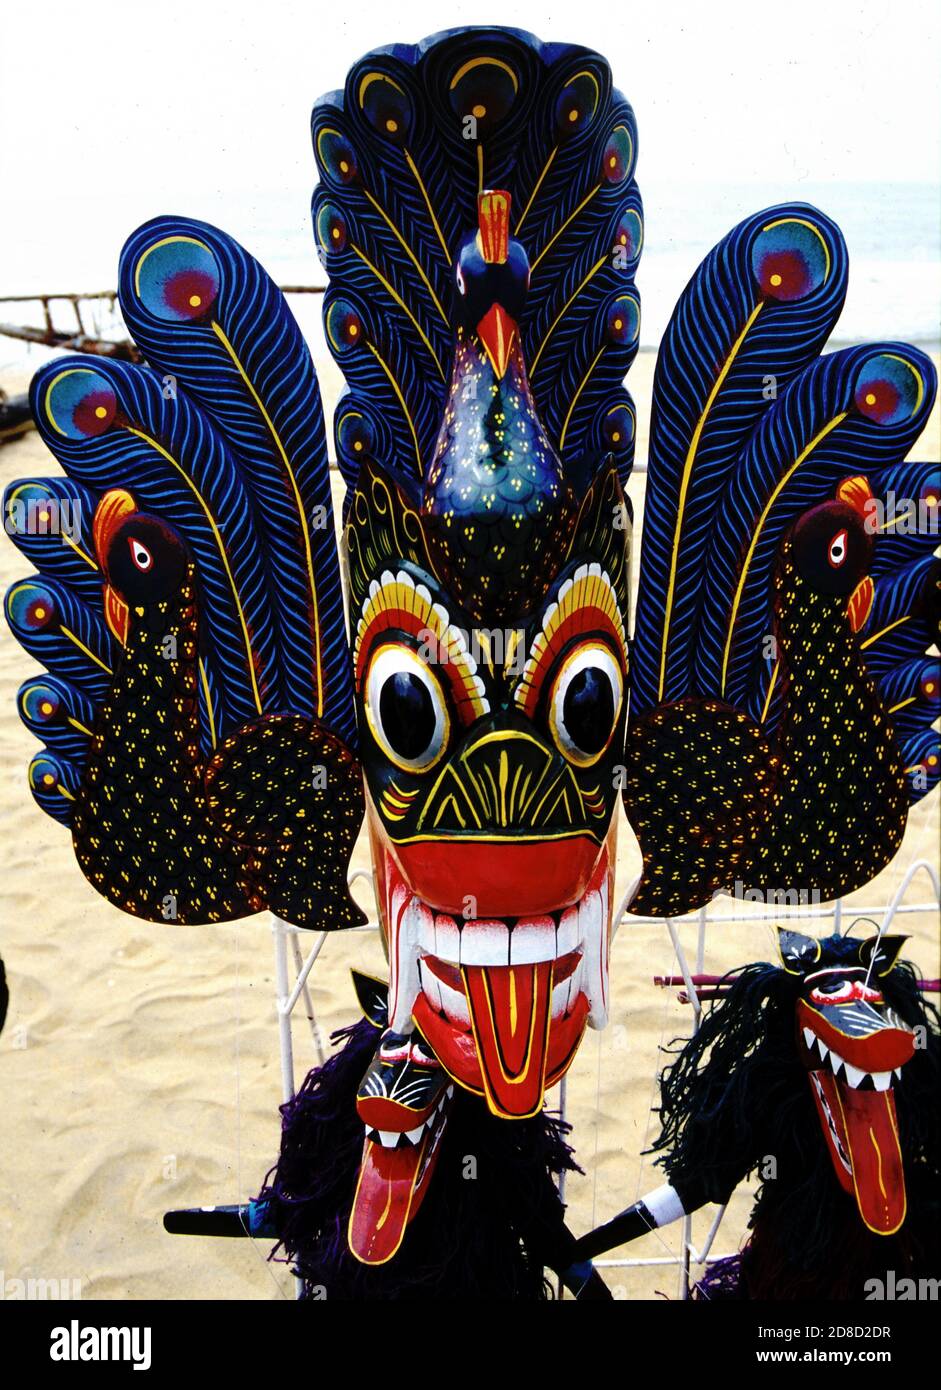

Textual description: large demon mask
[341,196,632,1262]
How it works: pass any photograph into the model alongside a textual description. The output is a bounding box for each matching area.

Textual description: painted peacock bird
[4,26,939,1296]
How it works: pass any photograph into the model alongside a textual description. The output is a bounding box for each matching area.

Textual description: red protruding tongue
[348,1137,426,1265]
[462,961,554,1118]
[840,1084,907,1235]
[811,1071,907,1235]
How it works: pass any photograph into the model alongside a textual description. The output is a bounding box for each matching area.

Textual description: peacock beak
[476,302,516,379]
[848,575,874,633]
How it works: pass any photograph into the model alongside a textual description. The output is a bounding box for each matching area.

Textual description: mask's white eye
[548,641,623,767]
[456,266,466,296]
[129,537,153,572]
[828,528,847,567]
[365,644,450,772]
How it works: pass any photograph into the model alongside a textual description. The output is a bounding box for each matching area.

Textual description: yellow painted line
[516,146,557,232]
[198,659,217,749]
[211,320,323,716]
[351,244,445,381]
[404,149,450,262]
[657,300,764,701]
[531,254,607,375]
[125,425,263,713]
[365,341,422,473]
[861,615,909,650]
[720,411,849,695]
[362,187,448,323]
[61,625,112,675]
[760,659,780,724]
[560,346,605,450]
[531,185,601,273]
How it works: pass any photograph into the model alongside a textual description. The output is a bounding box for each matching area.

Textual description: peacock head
[783,477,876,631]
[93,490,189,611]
[454,189,530,378]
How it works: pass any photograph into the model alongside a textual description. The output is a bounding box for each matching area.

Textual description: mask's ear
[858,935,910,977]
[776,928,822,975]
[351,969,389,1029]
[345,457,433,612]
[565,455,631,621]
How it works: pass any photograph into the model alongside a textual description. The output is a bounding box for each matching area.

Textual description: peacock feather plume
[311,27,642,495]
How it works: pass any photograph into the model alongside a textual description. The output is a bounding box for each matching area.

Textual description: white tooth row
[390,878,610,1035]
[365,1086,455,1149]
[803,1028,900,1090]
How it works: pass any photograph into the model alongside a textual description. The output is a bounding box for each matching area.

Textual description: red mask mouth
[368,806,616,1120]
[797,985,915,1234]
[349,1024,454,1265]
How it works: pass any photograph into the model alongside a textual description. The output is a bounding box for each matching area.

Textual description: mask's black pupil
[563,667,614,755]
[379,671,435,760]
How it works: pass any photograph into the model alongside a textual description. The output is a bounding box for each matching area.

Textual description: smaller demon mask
[780,928,916,1234]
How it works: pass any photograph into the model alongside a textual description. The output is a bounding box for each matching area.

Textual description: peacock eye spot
[379,672,435,761]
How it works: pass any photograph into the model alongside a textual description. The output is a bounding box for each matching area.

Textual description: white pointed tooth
[405,1124,425,1144]
[437,975,471,1028]
[843,1062,866,1089]
[612,871,638,940]
[447,1085,455,1099]
[378,1130,399,1149]
[388,893,425,1033]
[557,906,579,956]
[818,1041,829,1063]
[872,1070,892,1091]
[510,916,556,964]
[551,973,574,1021]
[434,914,461,963]
[579,880,609,1030]
[803,1028,816,1050]
[419,958,444,1014]
[829,1050,845,1078]
[458,920,510,967]
[894,1067,902,1080]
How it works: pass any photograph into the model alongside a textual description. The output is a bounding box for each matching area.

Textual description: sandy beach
[0,346,938,1301]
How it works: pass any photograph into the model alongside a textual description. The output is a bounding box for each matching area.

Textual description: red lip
[388,834,605,918]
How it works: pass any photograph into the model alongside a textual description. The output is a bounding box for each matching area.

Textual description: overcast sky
[1,0,939,293]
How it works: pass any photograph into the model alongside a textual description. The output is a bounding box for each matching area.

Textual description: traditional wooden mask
[780,928,916,1236]
[341,193,633,1254]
